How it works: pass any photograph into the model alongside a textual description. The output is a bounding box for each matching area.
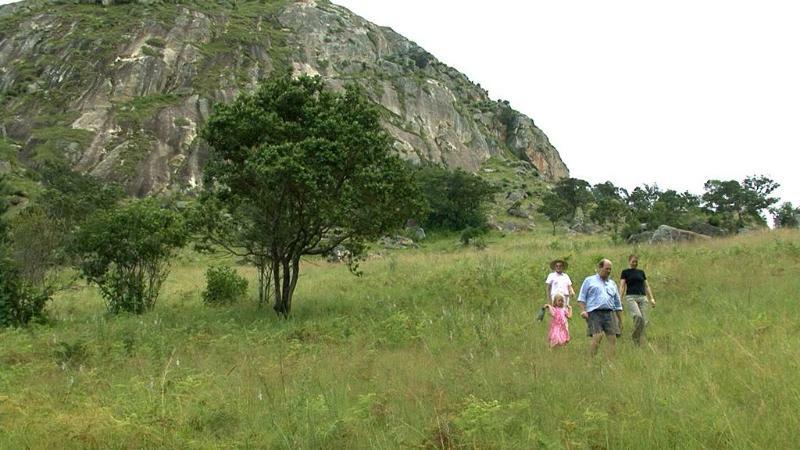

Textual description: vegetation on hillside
[0,228,798,447]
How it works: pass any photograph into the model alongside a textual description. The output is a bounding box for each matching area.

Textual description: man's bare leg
[590,333,604,357]
[606,334,617,358]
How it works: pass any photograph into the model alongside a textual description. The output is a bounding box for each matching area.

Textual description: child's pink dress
[548,307,570,347]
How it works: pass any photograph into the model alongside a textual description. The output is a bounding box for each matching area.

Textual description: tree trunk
[272,257,301,318]
[256,258,272,308]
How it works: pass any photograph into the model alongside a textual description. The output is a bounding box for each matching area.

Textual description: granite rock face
[0,0,568,195]
[628,225,711,245]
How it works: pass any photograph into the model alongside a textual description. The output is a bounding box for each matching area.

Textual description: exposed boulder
[626,231,655,244]
[688,221,727,237]
[507,201,530,219]
[378,235,418,249]
[649,225,711,244]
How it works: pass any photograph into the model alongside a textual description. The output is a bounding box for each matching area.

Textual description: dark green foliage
[460,226,488,248]
[202,265,248,306]
[703,175,779,229]
[0,175,9,239]
[37,163,124,231]
[553,178,593,220]
[0,176,49,327]
[538,192,571,235]
[8,205,61,288]
[53,340,89,370]
[0,261,51,327]
[72,198,188,314]
[771,202,799,228]
[620,184,705,238]
[590,181,630,236]
[199,74,423,316]
[415,165,497,231]
[0,197,52,328]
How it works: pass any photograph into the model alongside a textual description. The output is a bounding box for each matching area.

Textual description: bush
[460,226,488,249]
[72,199,188,314]
[0,257,51,327]
[202,265,248,306]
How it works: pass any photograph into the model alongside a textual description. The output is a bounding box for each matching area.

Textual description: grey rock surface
[0,0,569,195]
[649,225,711,244]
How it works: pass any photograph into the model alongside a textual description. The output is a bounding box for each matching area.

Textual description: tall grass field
[1,229,799,448]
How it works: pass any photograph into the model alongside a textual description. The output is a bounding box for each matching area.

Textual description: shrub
[460,226,488,249]
[202,265,248,306]
[145,37,166,48]
[415,165,497,231]
[72,199,188,314]
[0,257,51,327]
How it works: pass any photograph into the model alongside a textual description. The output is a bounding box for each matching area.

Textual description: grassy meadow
[1,228,799,449]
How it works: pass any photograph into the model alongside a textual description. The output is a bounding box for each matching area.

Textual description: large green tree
[198,75,423,317]
[703,175,779,229]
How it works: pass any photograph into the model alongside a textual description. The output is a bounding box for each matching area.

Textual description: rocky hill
[0,0,568,196]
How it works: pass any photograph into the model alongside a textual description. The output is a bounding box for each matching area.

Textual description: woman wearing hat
[545,259,575,307]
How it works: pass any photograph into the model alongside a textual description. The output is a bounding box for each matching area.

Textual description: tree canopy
[198,74,423,316]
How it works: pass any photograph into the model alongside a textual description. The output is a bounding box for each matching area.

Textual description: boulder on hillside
[507,205,530,219]
[688,221,727,237]
[649,225,711,244]
[626,231,655,244]
[378,235,418,249]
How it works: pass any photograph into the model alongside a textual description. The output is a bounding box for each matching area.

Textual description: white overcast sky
[332,0,799,207]
[1,0,797,207]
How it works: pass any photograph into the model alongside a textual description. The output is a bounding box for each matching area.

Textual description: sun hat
[549,259,568,270]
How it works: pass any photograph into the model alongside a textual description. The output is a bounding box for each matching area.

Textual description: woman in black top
[619,254,656,346]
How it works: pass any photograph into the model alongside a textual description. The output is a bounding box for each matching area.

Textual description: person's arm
[566,306,573,319]
[545,284,552,303]
[619,278,627,300]
[568,281,576,298]
[613,281,623,331]
[578,279,589,319]
[645,280,656,307]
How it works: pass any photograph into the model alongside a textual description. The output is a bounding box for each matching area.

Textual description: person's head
[628,254,639,269]
[550,259,567,273]
[553,293,565,308]
[597,258,613,280]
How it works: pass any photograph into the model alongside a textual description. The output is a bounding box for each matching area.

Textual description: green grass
[1,228,799,448]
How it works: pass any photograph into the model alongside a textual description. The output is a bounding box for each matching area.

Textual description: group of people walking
[540,255,657,356]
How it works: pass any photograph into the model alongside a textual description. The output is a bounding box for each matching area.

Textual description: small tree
[73,199,188,314]
[553,177,593,221]
[590,181,630,236]
[8,205,61,289]
[538,192,571,235]
[0,176,52,327]
[199,74,423,317]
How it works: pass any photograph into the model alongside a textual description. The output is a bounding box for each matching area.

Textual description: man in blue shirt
[578,258,623,357]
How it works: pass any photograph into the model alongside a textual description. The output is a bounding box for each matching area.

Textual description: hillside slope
[0,0,568,196]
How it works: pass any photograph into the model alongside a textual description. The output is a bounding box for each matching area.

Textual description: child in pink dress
[544,293,572,347]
